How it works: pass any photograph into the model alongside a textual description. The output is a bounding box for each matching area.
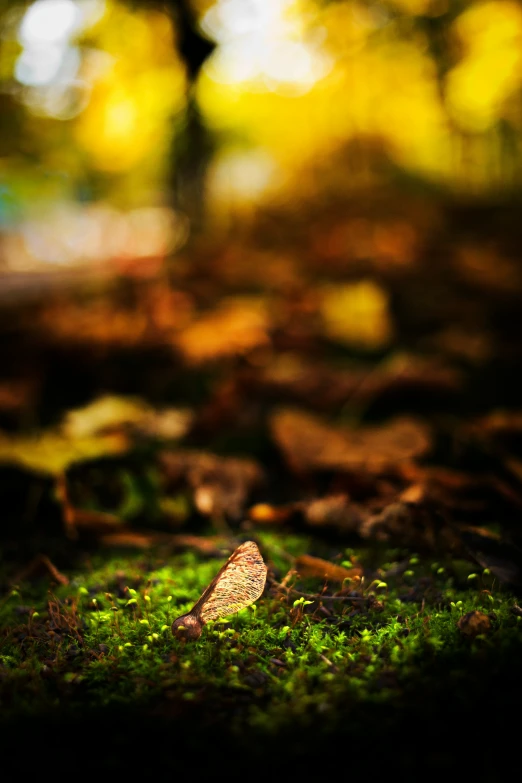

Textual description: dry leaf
[62,396,152,438]
[248,495,371,537]
[271,408,430,474]
[98,531,158,548]
[63,395,192,441]
[98,532,229,555]
[454,244,521,292]
[457,611,491,637]
[0,378,39,413]
[176,298,270,364]
[39,300,149,347]
[361,502,463,551]
[56,475,124,538]
[301,494,368,530]
[160,450,264,518]
[239,354,460,414]
[295,554,362,582]
[0,430,128,476]
[319,281,393,350]
[248,503,295,525]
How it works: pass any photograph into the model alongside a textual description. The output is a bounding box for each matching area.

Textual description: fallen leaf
[238,354,461,413]
[63,395,192,441]
[138,408,193,440]
[457,611,491,637]
[0,378,39,413]
[98,531,158,548]
[362,502,464,551]
[39,300,149,347]
[319,280,393,350]
[169,534,232,557]
[56,473,124,538]
[295,554,362,582]
[176,298,270,364]
[248,503,294,525]
[248,495,369,535]
[301,494,368,530]
[454,244,521,292]
[98,532,230,555]
[0,430,128,476]
[400,484,425,504]
[62,396,152,438]
[160,450,264,519]
[271,408,430,474]
[474,411,522,442]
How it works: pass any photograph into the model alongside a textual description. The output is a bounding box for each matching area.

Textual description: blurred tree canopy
[1,0,522,239]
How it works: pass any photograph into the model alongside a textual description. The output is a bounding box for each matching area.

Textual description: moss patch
[1,532,521,772]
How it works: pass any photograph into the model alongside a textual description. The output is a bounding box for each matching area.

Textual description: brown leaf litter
[160,450,264,519]
[270,408,430,475]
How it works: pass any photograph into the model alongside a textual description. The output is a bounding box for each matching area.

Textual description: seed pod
[171,541,267,641]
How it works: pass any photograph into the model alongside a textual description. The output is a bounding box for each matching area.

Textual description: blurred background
[1,0,522,434]
[2,0,522,269]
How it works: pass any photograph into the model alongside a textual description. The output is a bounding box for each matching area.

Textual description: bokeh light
[1,0,522,273]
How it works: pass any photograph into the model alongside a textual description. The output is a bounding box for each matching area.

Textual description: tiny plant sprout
[171,541,267,642]
[293,597,312,608]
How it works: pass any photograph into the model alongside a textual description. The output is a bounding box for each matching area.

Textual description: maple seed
[171,541,267,642]
[171,614,204,641]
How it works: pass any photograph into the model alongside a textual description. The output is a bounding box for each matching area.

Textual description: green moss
[1,534,521,770]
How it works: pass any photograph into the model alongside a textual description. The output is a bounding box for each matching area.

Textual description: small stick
[269,579,365,602]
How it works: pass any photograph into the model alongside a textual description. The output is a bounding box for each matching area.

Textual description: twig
[269,578,365,602]
[319,653,338,672]
[11,554,69,586]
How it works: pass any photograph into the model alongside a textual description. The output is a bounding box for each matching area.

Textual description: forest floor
[1,187,522,774]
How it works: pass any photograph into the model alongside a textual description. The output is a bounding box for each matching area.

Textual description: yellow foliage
[387,0,434,13]
[198,18,452,194]
[75,2,186,172]
[319,280,393,350]
[0,393,192,476]
[7,0,522,206]
[62,395,156,439]
[446,1,522,131]
[0,430,129,477]
[321,1,374,55]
